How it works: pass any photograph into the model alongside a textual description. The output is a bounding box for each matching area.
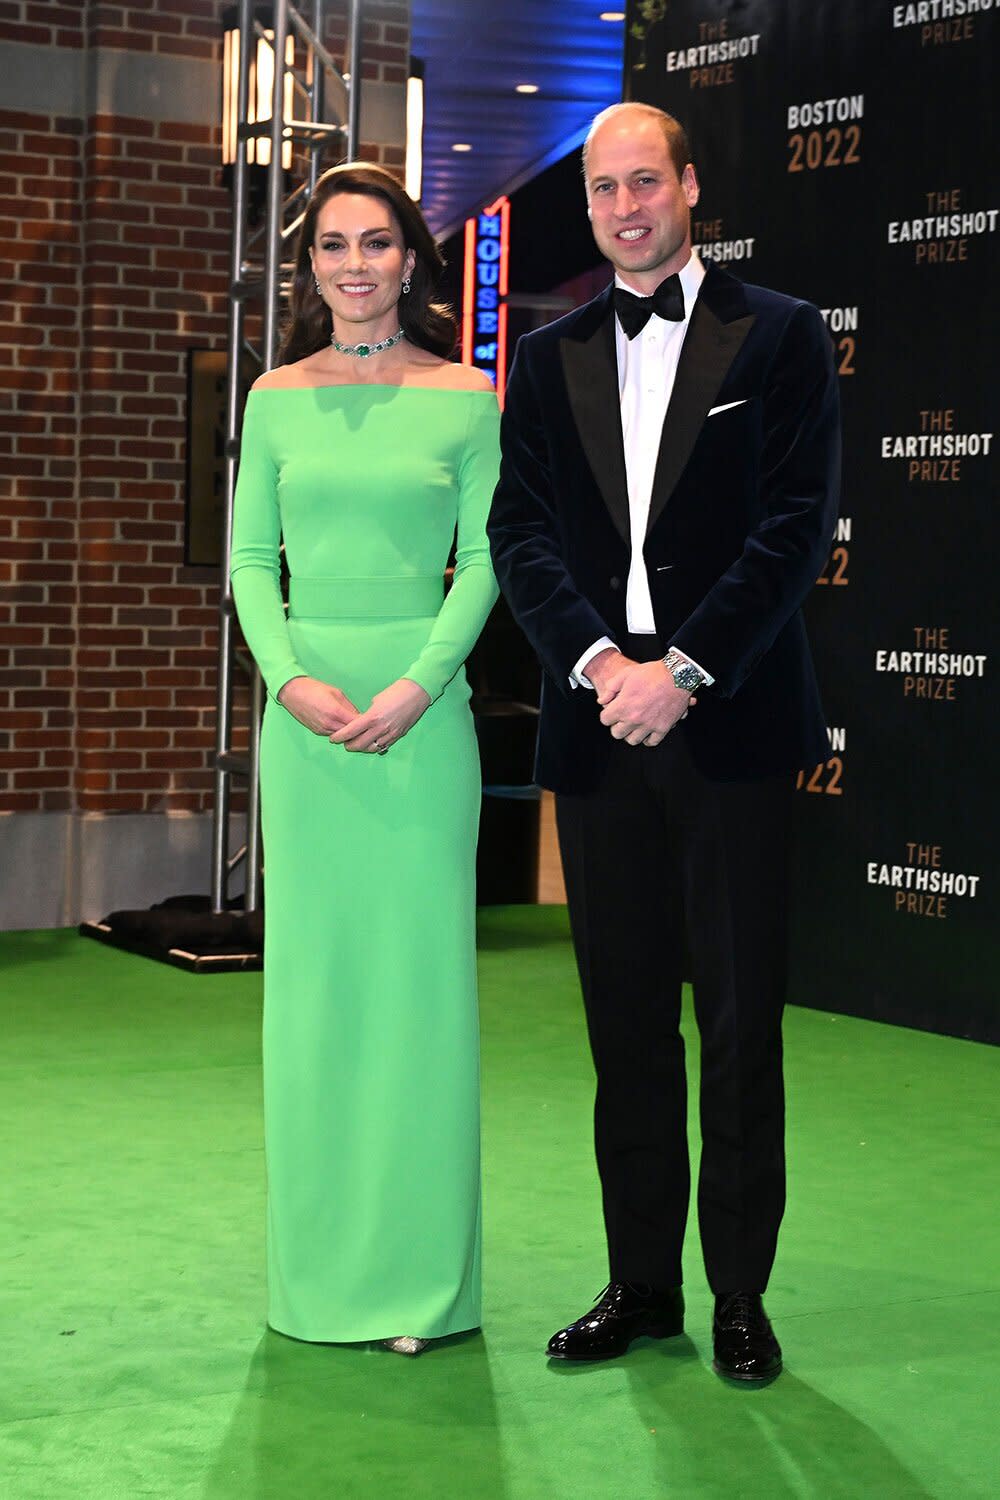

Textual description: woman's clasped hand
[278,674,431,754]
[330,677,432,754]
[275,675,357,735]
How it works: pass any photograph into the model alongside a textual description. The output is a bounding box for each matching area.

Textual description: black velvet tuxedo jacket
[487,264,841,792]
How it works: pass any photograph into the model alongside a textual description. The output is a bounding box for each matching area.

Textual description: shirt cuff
[570,637,619,689]
[668,646,715,687]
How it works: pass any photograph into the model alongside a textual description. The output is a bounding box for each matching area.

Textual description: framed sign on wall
[185,349,258,567]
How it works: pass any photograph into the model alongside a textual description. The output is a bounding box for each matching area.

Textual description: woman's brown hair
[279,162,456,365]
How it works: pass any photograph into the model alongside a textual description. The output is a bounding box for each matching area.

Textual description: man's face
[585,112,699,293]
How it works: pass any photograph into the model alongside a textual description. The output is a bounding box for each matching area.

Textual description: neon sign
[461,195,509,406]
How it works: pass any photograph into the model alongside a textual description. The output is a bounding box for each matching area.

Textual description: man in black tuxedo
[487,103,840,1382]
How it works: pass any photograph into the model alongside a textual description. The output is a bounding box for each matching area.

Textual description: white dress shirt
[572,251,714,688]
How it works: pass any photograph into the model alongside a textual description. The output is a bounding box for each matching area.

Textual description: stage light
[515,83,539,94]
[221,5,294,172]
[452,142,473,152]
[406,58,424,201]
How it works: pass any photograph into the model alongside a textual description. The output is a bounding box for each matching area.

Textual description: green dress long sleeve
[230,384,499,1342]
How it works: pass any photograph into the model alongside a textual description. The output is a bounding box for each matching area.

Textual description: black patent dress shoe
[712,1292,782,1383]
[546,1282,684,1362]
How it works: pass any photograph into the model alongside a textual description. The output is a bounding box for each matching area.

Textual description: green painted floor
[1,908,996,1499]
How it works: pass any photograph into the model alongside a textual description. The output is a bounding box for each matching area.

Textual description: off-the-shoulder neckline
[249,383,497,395]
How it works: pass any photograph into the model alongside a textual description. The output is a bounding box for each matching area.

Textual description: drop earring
[314,275,323,296]
[402,276,411,294]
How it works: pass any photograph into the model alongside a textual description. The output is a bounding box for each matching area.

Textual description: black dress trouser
[554,650,792,1295]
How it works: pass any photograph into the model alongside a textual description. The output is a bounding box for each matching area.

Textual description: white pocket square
[707,399,748,417]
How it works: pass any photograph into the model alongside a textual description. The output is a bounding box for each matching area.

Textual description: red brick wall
[0,0,410,816]
[75,107,230,814]
[0,105,82,813]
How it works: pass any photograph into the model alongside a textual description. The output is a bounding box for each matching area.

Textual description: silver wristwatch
[662,648,706,694]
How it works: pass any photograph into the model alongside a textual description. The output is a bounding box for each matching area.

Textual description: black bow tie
[613,275,685,339]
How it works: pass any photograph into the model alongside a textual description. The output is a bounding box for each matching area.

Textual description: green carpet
[0,909,996,1498]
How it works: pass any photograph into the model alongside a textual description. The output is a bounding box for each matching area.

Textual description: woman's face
[310,192,416,331]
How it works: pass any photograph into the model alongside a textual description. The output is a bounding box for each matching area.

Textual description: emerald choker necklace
[330,328,406,359]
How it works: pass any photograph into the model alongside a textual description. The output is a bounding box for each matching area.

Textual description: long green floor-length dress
[230,384,499,1343]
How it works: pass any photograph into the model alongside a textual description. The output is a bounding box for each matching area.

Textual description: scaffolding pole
[211,0,361,916]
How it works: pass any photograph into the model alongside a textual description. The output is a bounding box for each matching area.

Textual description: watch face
[674,664,702,691]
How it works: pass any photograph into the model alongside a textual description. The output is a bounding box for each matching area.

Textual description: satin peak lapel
[646,299,756,535]
[560,312,630,546]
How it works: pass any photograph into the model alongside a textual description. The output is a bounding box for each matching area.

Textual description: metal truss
[211,0,364,914]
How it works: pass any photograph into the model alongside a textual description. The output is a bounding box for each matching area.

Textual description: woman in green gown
[230,164,499,1354]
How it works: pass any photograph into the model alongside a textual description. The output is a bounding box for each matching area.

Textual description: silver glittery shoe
[381,1336,429,1356]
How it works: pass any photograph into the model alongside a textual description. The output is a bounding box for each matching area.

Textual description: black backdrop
[625,0,998,1042]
